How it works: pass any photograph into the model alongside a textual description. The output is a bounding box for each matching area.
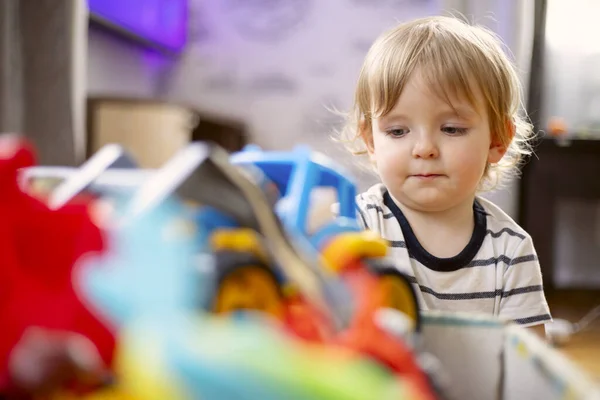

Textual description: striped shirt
[356,184,552,327]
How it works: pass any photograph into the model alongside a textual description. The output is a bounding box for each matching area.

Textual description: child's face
[366,72,506,212]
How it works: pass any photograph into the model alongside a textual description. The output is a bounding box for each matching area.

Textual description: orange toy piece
[321,232,421,328]
[282,291,334,343]
[334,262,434,399]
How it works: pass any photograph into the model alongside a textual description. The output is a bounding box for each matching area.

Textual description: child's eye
[386,128,408,137]
[442,126,469,135]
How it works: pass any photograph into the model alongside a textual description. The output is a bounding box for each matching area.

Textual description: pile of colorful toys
[0,134,446,400]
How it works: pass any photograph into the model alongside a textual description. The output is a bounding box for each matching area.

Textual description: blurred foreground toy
[145,143,423,343]
[0,137,439,399]
[70,142,436,400]
[73,194,427,399]
[98,314,431,400]
[227,145,429,388]
[0,135,115,398]
[229,145,421,326]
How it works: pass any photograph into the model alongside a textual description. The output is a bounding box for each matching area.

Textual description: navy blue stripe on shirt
[385,241,537,268]
[399,274,543,300]
[486,228,526,240]
[419,287,501,300]
[514,314,552,325]
[501,285,544,297]
[355,205,368,228]
[509,254,537,266]
[364,203,394,219]
[466,255,537,268]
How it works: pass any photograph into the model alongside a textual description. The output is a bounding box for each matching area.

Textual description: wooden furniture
[86,97,248,168]
[546,289,600,382]
[519,138,600,289]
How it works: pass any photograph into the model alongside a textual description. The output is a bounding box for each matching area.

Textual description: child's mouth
[412,174,443,179]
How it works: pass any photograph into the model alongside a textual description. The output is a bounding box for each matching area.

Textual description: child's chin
[405,191,459,212]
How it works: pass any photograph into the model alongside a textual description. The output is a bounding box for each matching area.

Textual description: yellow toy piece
[377,273,419,326]
[320,231,420,329]
[210,228,269,262]
[320,231,388,273]
[209,228,285,319]
[111,336,189,400]
[66,330,189,400]
[214,264,285,319]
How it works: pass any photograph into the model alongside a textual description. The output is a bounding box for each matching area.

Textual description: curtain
[0,0,88,166]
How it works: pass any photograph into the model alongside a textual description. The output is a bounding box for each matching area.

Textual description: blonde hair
[337,15,534,191]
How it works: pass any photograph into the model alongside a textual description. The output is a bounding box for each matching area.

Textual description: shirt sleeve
[498,234,552,327]
[354,193,376,231]
[332,194,384,233]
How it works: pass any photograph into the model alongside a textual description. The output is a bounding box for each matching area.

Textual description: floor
[545,290,600,383]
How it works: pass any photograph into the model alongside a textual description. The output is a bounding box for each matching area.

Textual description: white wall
[87,26,164,98]
[86,0,529,216]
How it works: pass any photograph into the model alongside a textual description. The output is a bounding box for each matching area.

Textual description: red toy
[334,263,435,399]
[0,135,116,398]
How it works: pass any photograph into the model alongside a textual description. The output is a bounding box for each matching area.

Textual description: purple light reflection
[88,0,188,52]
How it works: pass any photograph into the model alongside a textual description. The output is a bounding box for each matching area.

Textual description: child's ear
[488,119,515,164]
[359,118,376,161]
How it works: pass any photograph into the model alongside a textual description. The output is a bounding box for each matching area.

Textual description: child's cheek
[452,151,488,184]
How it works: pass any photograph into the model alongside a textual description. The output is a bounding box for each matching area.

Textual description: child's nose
[412,134,439,159]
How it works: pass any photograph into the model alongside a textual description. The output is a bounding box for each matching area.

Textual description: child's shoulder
[475,195,530,239]
[355,183,387,208]
[353,184,390,231]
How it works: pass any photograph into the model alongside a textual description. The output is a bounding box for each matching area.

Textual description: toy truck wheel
[212,251,285,320]
[364,259,421,332]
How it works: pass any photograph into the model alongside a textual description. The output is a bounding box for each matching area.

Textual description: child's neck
[394,196,476,259]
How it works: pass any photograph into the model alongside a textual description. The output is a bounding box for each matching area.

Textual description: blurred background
[0,0,598,379]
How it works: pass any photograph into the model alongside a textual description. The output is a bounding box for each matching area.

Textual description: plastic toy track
[364,259,422,332]
[212,251,285,320]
